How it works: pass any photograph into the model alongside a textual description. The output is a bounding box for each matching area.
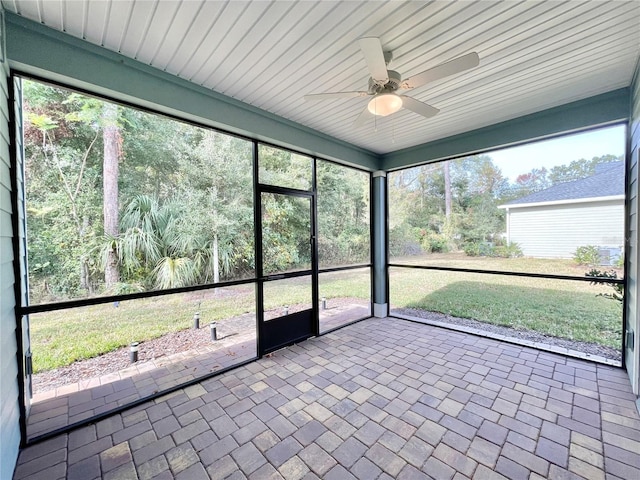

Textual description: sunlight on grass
[390,268,622,348]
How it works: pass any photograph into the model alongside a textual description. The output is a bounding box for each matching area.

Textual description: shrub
[463,241,493,257]
[425,233,450,253]
[586,269,623,302]
[493,242,523,258]
[573,245,600,265]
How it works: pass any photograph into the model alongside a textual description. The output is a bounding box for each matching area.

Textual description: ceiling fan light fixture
[367,93,402,116]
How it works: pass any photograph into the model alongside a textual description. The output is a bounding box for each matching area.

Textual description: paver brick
[433,442,477,477]
[477,420,508,446]
[350,457,382,480]
[324,464,357,480]
[200,435,239,466]
[278,456,309,480]
[315,430,342,453]
[248,462,284,480]
[231,441,267,475]
[265,437,303,468]
[253,430,281,452]
[568,456,605,480]
[166,443,200,474]
[100,442,133,474]
[205,455,238,480]
[103,461,137,480]
[501,442,549,476]
[415,419,447,446]
[175,462,209,480]
[422,456,456,480]
[536,437,569,468]
[495,456,529,480]
[67,455,100,480]
[172,418,210,445]
[133,436,175,466]
[365,443,406,476]
[136,455,170,480]
[67,436,113,465]
[467,437,500,468]
[298,443,337,476]
[232,419,268,445]
[332,437,367,468]
[293,420,327,446]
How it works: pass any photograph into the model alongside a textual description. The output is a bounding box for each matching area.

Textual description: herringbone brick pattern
[14,318,640,479]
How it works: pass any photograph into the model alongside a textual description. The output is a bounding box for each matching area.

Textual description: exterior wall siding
[627,61,640,394]
[507,200,624,258]
[0,8,21,478]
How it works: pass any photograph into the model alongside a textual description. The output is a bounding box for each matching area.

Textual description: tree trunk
[213,233,220,284]
[102,102,120,288]
[443,162,452,220]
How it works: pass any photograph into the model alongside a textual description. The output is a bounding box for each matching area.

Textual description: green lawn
[31,258,622,373]
[30,269,372,373]
[390,266,622,348]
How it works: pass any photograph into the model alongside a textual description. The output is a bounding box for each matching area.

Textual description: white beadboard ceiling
[3,0,640,155]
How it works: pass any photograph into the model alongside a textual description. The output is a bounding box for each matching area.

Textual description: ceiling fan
[304,37,480,127]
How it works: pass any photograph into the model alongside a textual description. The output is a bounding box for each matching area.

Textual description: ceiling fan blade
[358,37,389,85]
[400,96,440,118]
[304,91,369,101]
[401,52,480,89]
[353,105,374,128]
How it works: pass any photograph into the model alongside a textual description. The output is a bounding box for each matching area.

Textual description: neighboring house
[498,162,625,259]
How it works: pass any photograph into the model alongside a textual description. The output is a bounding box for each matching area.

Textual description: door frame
[254,174,319,356]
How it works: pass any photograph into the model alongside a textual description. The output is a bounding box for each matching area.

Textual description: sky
[489,125,626,182]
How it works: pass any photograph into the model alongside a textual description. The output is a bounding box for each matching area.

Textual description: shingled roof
[503,161,624,206]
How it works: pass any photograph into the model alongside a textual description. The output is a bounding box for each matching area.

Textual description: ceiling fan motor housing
[369,70,402,94]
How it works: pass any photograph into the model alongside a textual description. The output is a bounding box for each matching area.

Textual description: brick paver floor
[27,304,369,440]
[14,317,640,479]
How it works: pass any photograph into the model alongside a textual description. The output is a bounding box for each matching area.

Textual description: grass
[30,269,372,373]
[391,251,624,277]
[390,267,622,348]
[31,257,622,373]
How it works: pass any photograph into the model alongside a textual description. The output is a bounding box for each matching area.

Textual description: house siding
[507,200,624,258]
[0,9,21,479]
[627,61,640,395]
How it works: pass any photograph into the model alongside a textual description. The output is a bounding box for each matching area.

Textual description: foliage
[586,269,624,302]
[462,241,522,258]
[573,245,601,266]
[23,79,369,303]
[493,242,523,258]
[421,231,450,253]
[548,155,621,184]
[389,155,508,257]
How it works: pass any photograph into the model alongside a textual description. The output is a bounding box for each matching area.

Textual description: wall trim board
[4,13,379,171]
[382,88,631,171]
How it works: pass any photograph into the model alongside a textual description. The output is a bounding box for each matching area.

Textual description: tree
[512,167,549,197]
[102,102,120,288]
[548,155,622,184]
[443,162,452,220]
[24,81,104,299]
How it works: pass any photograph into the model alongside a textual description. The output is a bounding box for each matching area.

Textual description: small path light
[130,342,139,363]
[210,322,218,341]
[193,311,200,329]
[283,305,289,315]
[321,297,327,310]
